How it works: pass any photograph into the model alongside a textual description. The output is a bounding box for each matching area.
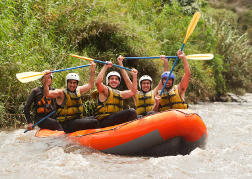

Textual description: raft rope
[66,109,199,138]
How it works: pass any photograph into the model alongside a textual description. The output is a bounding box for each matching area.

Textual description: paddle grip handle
[160,44,185,96]
[24,111,56,133]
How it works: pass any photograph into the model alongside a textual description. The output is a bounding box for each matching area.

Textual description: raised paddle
[160,11,201,96]
[16,64,91,83]
[24,111,56,133]
[123,54,214,60]
[69,55,133,71]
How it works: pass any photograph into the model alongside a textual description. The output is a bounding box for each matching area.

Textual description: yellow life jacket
[136,90,154,115]
[92,86,123,120]
[158,85,188,111]
[56,89,83,123]
[36,96,54,114]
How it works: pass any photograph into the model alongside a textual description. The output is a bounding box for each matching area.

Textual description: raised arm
[160,55,168,72]
[43,71,64,101]
[95,62,113,94]
[117,55,133,89]
[177,50,191,100]
[121,69,138,99]
[78,61,96,94]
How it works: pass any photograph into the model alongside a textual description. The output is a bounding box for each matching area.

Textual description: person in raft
[91,61,138,128]
[43,61,99,133]
[117,55,168,118]
[24,72,63,132]
[149,49,190,114]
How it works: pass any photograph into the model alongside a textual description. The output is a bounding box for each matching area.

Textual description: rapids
[1,93,252,179]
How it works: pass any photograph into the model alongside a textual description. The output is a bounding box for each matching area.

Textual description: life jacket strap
[136,104,153,108]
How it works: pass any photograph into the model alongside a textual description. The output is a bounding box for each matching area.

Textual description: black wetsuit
[60,116,99,133]
[24,86,63,131]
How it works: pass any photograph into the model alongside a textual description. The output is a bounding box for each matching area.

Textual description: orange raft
[35,109,208,157]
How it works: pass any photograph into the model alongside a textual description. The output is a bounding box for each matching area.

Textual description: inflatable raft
[35,109,208,157]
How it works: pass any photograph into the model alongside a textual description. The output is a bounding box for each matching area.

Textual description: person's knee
[126,108,137,120]
[83,117,100,129]
[127,108,137,113]
[128,108,137,115]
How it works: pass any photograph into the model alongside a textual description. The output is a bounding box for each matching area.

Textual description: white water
[1,94,252,179]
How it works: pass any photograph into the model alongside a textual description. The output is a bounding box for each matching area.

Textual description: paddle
[123,54,214,60]
[24,111,56,133]
[16,64,91,83]
[160,11,201,96]
[69,55,132,71]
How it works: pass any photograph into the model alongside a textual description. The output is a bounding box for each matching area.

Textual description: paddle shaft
[19,64,91,80]
[70,55,132,71]
[159,12,200,96]
[51,64,90,73]
[159,45,185,96]
[123,54,213,60]
[124,56,177,59]
[92,59,132,72]
[24,111,56,133]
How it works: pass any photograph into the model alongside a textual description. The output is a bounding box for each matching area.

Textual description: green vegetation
[208,0,252,44]
[1,0,252,127]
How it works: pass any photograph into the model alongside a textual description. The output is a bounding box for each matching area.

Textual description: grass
[1,0,252,127]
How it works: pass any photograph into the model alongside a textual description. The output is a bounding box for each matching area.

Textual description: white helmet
[106,71,121,87]
[66,73,80,86]
[139,75,152,91]
[41,70,53,79]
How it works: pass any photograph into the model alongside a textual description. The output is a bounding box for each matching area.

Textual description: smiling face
[162,77,173,90]
[67,79,78,91]
[108,75,119,89]
[141,80,151,92]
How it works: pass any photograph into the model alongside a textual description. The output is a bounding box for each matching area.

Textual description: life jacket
[136,90,154,116]
[158,85,188,111]
[92,86,123,120]
[36,88,55,114]
[56,89,83,123]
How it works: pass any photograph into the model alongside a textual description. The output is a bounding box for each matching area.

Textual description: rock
[227,93,247,103]
[220,94,229,102]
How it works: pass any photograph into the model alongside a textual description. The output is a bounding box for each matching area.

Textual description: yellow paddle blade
[184,11,201,44]
[186,54,214,60]
[69,54,94,61]
[16,72,45,83]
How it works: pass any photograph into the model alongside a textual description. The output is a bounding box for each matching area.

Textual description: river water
[1,93,252,179]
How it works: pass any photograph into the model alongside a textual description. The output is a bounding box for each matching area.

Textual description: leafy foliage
[1,0,252,127]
